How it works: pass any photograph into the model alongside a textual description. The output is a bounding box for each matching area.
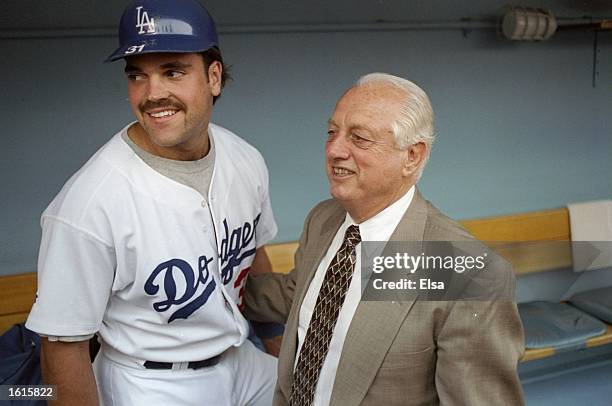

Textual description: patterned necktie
[290,225,362,406]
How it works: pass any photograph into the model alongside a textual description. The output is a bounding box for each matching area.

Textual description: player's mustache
[140,99,186,112]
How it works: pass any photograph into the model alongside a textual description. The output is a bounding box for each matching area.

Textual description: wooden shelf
[0,272,37,333]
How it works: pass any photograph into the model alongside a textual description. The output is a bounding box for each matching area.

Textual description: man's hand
[261,335,283,357]
[41,338,99,406]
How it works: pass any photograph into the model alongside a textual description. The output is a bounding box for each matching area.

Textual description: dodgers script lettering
[219,214,260,284]
[144,255,216,322]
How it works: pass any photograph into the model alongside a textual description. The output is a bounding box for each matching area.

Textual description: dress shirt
[296,186,415,405]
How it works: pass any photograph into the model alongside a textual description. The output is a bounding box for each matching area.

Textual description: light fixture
[501,7,557,41]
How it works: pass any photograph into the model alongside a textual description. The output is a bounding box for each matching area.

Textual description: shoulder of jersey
[210,123,265,164]
[43,132,137,221]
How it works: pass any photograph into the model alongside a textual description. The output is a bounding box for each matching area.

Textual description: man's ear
[402,142,427,177]
[207,60,222,97]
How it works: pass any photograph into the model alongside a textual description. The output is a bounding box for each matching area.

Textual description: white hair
[355,73,435,179]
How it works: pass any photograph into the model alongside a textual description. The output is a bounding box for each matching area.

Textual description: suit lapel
[296,212,346,309]
[277,207,345,401]
[330,189,430,405]
[389,189,429,242]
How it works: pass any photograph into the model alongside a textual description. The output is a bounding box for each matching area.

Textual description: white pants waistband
[98,340,225,371]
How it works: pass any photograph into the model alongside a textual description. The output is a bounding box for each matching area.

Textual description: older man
[246,73,525,405]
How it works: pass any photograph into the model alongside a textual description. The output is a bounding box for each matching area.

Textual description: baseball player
[25,0,278,405]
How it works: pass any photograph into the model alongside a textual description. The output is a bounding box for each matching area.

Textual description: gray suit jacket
[245,190,525,405]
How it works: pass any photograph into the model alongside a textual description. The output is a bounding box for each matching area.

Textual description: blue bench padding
[569,286,612,324]
[518,301,607,350]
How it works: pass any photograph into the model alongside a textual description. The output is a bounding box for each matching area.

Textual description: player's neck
[127,123,210,161]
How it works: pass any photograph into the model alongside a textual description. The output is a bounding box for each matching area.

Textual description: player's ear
[208,61,222,97]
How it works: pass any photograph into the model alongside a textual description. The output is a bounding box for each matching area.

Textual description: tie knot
[344,225,361,248]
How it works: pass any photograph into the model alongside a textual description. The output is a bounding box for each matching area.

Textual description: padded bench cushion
[569,286,612,324]
[518,301,607,350]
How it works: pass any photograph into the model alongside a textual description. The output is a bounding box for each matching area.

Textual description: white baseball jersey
[26,122,277,363]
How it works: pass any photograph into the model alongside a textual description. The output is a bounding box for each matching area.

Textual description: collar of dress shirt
[345,185,415,242]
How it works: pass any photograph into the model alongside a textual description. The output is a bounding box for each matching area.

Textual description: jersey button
[201,200,207,208]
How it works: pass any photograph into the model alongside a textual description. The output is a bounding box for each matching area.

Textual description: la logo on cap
[136,6,155,34]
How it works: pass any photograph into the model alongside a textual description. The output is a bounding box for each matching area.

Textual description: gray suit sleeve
[244,207,314,324]
[243,270,298,324]
[434,268,525,405]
